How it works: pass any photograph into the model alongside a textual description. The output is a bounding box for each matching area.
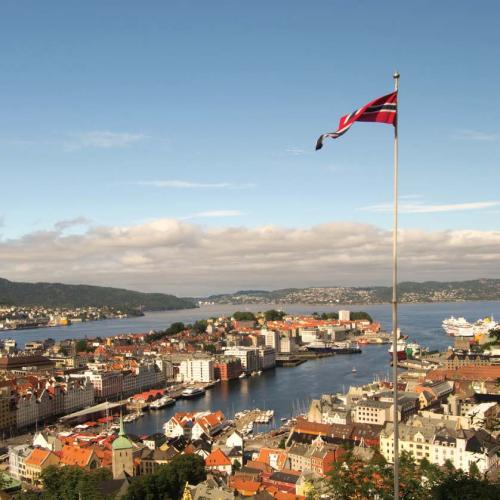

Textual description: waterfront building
[380,415,500,474]
[86,370,123,401]
[224,347,259,373]
[299,327,320,344]
[214,357,242,381]
[278,335,298,354]
[179,358,214,383]
[257,346,276,370]
[155,357,175,381]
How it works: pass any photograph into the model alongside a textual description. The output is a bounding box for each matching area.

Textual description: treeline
[0,277,196,311]
[323,449,499,499]
[13,455,205,500]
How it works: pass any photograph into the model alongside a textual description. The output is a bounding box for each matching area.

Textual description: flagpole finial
[393,71,400,80]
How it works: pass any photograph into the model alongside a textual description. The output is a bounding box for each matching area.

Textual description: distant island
[0,277,196,311]
[201,279,500,305]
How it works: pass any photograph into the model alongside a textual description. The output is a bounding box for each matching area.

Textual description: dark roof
[465,429,499,454]
[0,355,55,369]
[269,471,299,484]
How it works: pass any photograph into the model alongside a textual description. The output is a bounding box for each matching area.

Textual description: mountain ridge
[202,279,500,305]
[0,277,196,311]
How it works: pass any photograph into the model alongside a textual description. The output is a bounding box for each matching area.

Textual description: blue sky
[0,1,499,293]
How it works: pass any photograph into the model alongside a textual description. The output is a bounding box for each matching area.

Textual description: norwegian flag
[316,91,397,150]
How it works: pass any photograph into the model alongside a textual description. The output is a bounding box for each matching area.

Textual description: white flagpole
[392,71,400,499]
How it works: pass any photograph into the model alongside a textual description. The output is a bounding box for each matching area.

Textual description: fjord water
[5,301,500,435]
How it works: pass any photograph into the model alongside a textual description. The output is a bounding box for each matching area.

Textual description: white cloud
[451,129,499,142]
[66,131,148,150]
[1,219,499,295]
[139,180,254,189]
[361,200,500,214]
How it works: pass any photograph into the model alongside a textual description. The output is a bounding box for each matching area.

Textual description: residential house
[205,448,232,475]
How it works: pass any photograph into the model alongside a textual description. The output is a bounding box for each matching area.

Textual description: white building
[179,358,214,383]
[278,335,298,354]
[8,444,32,479]
[257,346,276,371]
[299,328,320,344]
[224,347,259,373]
[260,329,280,350]
[380,415,499,474]
[339,310,351,321]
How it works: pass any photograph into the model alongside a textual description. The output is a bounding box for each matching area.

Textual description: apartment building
[179,358,214,383]
[257,346,276,371]
[224,347,259,373]
[380,415,499,474]
[86,371,123,401]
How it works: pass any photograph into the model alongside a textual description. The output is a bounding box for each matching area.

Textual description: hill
[203,279,500,305]
[0,278,196,311]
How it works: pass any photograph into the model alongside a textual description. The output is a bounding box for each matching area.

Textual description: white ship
[149,395,175,410]
[181,387,206,399]
[442,316,474,336]
[442,316,497,337]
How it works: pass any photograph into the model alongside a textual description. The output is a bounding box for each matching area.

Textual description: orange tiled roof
[205,448,232,467]
[231,478,261,495]
[25,448,57,467]
[60,445,95,467]
[255,448,288,470]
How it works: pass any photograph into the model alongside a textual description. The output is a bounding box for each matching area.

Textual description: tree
[148,322,186,341]
[264,309,286,321]
[430,469,500,499]
[74,339,89,353]
[233,311,256,321]
[350,311,373,322]
[39,465,111,500]
[193,319,208,333]
[204,343,216,354]
[124,454,206,500]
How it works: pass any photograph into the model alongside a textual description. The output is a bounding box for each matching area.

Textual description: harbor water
[2,301,499,436]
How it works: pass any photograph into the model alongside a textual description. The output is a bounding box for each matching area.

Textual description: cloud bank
[1,219,499,296]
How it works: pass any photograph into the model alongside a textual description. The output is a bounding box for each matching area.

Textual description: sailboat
[351,366,357,373]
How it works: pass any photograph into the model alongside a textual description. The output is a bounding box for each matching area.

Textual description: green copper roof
[112,414,133,450]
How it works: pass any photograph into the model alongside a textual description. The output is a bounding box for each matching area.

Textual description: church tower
[112,414,135,479]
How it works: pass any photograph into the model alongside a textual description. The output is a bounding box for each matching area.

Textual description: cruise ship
[442,316,497,337]
[442,316,474,336]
